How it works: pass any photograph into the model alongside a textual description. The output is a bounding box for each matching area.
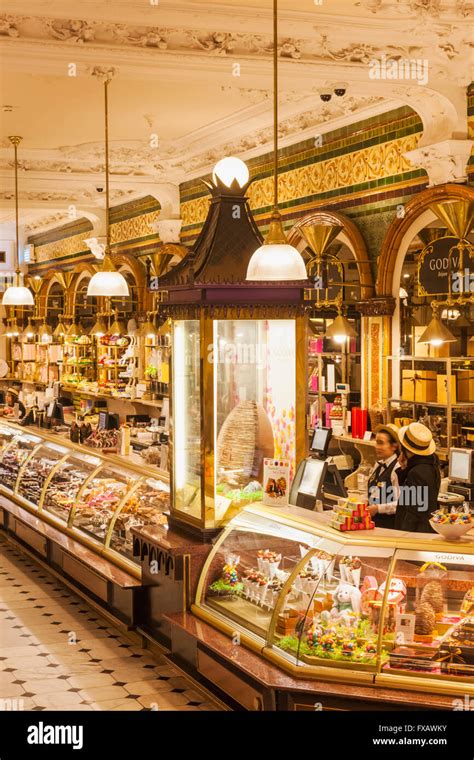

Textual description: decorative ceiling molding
[0,11,471,69]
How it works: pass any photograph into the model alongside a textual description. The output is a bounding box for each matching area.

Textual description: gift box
[402,370,437,402]
[457,371,474,402]
[437,374,456,405]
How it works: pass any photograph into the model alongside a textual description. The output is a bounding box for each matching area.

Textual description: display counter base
[0,496,142,627]
[164,611,457,712]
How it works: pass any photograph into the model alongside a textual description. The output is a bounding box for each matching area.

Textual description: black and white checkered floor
[0,537,221,711]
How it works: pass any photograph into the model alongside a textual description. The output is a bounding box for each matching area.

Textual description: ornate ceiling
[0,0,472,236]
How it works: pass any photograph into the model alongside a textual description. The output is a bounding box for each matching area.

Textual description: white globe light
[246,242,307,281]
[2,285,34,306]
[212,157,249,189]
[87,270,129,297]
[332,334,347,345]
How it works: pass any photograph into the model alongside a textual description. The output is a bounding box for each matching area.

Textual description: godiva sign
[418,236,474,297]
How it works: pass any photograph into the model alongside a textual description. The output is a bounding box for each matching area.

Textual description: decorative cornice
[404,139,474,186]
[357,296,396,316]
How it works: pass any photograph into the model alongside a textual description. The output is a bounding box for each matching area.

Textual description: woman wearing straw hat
[2,387,26,420]
[367,423,401,529]
[395,422,441,533]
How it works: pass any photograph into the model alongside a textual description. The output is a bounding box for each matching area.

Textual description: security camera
[334,82,347,97]
[319,90,332,102]
[96,186,104,193]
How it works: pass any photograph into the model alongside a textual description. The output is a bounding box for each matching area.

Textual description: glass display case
[193,504,474,696]
[170,314,304,535]
[70,465,137,545]
[0,431,42,491]
[0,422,170,573]
[17,442,69,507]
[107,477,170,559]
[43,451,102,523]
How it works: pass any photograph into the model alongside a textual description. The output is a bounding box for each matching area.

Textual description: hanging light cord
[104,78,111,253]
[273,0,278,211]
[9,136,22,280]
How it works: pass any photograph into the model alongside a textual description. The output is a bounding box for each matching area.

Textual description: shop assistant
[395,422,441,534]
[2,387,26,420]
[367,423,401,528]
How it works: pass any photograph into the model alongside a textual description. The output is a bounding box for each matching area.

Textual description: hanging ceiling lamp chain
[10,135,22,279]
[2,136,34,306]
[246,0,307,280]
[104,76,111,254]
[87,68,129,298]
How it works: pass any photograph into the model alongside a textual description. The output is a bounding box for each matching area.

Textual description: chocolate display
[109,480,169,558]
[17,450,64,505]
[0,438,38,491]
[72,475,132,541]
[43,460,95,521]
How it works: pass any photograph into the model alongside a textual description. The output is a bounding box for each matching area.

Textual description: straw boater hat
[6,387,19,398]
[398,422,436,456]
[375,423,400,443]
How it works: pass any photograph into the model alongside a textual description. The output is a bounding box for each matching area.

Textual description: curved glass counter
[193,504,474,697]
[17,442,69,508]
[69,465,137,547]
[0,432,42,491]
[107,477,170,560]
[42,451,102,524]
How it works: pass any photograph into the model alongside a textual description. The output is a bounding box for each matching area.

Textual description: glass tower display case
[193,503,474,697]
[171,313,306,535]
[0,422,170,575]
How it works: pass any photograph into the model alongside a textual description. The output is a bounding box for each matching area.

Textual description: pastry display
[73,475,131,541]
[84,428,119,450]
[17,450,64,506]
[43,460,94,521]
[330,498,375,532]
[0,438,37,490]
[109,480,169,558]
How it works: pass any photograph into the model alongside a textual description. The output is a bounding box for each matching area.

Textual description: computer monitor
[310,426,332,458]
[290,458,325,509]
[449,448,474,484]
[322,463,348,499]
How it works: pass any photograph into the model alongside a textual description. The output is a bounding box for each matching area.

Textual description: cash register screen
[299,459,325,496]
[310,427,331,457]
[449,448,473,483]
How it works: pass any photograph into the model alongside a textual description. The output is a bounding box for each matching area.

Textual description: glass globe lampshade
[2,284,34,306]
[246,211,307,281]
[212,157,249,189]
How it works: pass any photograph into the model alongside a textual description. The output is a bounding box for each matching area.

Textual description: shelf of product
[387,356,474,454]
[60,335,95,386]
[10,339,63,384]
[0,421,170,574]
[96,334,130,397]
[193,503,474,696]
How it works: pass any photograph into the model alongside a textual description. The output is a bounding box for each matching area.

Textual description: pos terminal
[289,427,347,510]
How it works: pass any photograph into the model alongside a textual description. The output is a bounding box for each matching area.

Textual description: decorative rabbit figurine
[331,582,362,619]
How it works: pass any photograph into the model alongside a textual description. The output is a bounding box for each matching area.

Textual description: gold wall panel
[181,135,419,229]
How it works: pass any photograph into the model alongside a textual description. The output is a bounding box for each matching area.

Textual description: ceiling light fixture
[212,157,249,189]
[418,307,457,347]
[325,313,357,345]
[87,72,129,298]
[2,136,34,307]
[246,0,307,282]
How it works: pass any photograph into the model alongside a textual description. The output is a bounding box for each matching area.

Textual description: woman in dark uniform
[367,423,401,529]
[3,387,26,420]
[395,422,441,534]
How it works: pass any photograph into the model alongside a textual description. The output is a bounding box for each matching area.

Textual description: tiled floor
[0,536,222,711]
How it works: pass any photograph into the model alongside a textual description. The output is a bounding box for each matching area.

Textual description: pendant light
[418,307,456,347]
[38,320,53,343]
[66,320,81,338]
[325,312,357,345]
[140,313,157,340]
[2,137,34,306]
[87,74,129,298]
[246,0,306,281]
[22,318,36,340]
[89,316,107,338]
[54,316,67,338]
[109,310,126,336]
